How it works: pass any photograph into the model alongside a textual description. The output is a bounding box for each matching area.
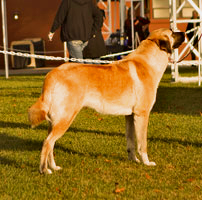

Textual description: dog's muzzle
[172,32,185,48]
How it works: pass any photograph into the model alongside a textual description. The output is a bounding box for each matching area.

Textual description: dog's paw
[53,166,62,171]
[46,168,53,174]
[144,161,156,166]
[141,153,156,166]
[40,167,52,174]
[39,167,52,174]
[134,156,140,163]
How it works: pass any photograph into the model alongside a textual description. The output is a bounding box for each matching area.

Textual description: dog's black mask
[172,32,185,48]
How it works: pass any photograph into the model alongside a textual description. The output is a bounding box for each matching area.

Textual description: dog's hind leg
[40,110,80,174]
[47,122,61,172]
[134,113,156,166]
[125,114,140,163]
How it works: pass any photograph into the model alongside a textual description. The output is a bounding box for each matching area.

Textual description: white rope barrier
[0,47,202,66]
[168,60,202,66]
[0,45,65,54]
[100,49,134,58]
[0,49,113,64]
[0,26,201,69]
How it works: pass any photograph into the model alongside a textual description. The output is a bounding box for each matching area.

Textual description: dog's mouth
[172,32,185,48]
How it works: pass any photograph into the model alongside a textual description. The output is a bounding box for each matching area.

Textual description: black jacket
[83,8,107,59]
[50,0,102,42]
[124,16,150,46]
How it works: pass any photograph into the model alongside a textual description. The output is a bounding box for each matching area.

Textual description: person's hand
[48,32,54,41]
[134,20,139,25]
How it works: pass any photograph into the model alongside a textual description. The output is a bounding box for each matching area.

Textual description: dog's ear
[158,39,172,54]
[149,37,172,54]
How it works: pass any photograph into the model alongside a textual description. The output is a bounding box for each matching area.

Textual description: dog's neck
[147,38,172,54]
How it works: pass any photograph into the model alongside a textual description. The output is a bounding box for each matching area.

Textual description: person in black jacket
[48,0,102,60]
[186,10,199,61]
[83,5,107,60]
[124,7,150,49]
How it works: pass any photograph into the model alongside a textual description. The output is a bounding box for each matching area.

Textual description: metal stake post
[199,0,202,86]
[1,0,9,79]
[64,42,68,62]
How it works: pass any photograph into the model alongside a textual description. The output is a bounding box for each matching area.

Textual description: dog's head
[148,28,185,54]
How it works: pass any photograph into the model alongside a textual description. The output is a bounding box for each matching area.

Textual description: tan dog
[28,28,185,174]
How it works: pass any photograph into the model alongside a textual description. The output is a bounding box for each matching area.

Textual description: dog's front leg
[125,114,140,163]
[134,113,156,166]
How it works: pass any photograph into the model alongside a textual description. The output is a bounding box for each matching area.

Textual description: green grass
[0,68,202,199]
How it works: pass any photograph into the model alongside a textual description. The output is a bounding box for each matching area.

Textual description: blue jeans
[67,40,88,61]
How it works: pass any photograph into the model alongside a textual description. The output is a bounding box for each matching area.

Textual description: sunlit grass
[0,69,202,199]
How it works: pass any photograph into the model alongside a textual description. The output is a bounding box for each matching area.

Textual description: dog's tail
[28,96,47,128]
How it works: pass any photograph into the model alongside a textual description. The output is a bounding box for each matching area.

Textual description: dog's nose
[172,32,185,48]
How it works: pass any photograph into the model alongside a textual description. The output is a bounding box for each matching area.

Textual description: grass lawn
[0,67,202,199]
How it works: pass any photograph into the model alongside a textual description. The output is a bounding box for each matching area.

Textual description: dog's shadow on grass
[149,136,202,148]
[0,131,124,167]
[0,119,124,137]
[0,121,30,129]
[0,120,201,153]
[0,130,201,168]
[0,132,42,152]
[0,155,30,168]
[0,132,41,168]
